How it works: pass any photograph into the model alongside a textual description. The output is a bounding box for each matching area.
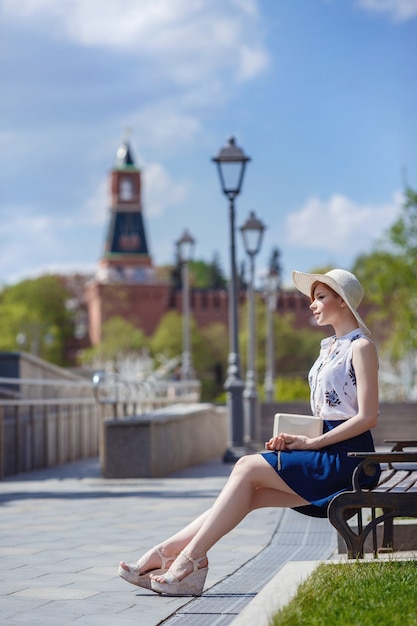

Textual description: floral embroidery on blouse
[348,361,356,386]
[325,388,341,407]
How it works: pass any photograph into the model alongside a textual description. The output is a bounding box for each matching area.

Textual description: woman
[119,268,381,596]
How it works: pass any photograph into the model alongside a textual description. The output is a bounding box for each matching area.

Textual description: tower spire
[97,134,153,283]
[115,128,136,169]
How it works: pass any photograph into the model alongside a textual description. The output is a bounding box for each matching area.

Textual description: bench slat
[391,475,417,491]
[375,469,396,487]
[374,470,410,492]
[374,471,416,493]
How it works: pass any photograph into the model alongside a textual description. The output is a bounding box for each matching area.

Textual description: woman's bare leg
[151,454,308,582]
[119,510,211,573]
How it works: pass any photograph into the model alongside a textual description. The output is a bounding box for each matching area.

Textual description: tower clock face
[119,177,134,201]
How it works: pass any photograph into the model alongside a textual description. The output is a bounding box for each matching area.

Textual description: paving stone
[0,457,337,625]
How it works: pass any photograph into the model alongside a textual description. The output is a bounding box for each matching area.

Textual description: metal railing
[92,372,202,419]
[0,373,202,478]
[0,376,99,479]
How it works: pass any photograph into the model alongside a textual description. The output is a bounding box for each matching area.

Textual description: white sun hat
[292,268,370,336]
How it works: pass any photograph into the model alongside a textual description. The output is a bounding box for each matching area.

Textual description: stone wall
[100,403,227,478]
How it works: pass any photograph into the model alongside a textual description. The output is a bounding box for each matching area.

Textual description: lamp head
[212,136,251,200]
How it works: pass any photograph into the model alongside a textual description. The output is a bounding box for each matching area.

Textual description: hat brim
[292,270,370,336]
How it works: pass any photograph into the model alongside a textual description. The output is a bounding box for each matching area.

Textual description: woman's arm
[265,338,379,452]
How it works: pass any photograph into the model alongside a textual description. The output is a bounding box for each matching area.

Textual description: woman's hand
[265,433,318,451]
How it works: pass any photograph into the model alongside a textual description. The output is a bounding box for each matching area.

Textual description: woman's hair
[310,281,341,302]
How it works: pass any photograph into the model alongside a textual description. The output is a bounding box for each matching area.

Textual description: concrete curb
[229,551,417,626]
[229,560,320,626]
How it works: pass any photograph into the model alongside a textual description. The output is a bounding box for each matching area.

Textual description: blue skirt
[261,420,381,518]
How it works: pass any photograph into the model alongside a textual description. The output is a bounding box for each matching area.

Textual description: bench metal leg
[328,497,403,559]
[328,502,367,558]
[380,508,395,552]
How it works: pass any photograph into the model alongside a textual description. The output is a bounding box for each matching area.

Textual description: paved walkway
[0,457,337,626]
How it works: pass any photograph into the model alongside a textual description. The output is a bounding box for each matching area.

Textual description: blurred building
[84,139,314,348]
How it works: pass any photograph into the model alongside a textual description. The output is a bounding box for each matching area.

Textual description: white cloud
[286,192,403,255]
[0,206,100,285]
[143,163,188,217]
[2,0,268,160]
[131,106,203,152]
[2,0,268,84]
[237,45,269,81]
[81,179,108,226]
[2,215,42,237]
[0,210,59,283]
[357,0,417,22]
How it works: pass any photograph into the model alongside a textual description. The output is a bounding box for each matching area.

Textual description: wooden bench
[328,440,417,558]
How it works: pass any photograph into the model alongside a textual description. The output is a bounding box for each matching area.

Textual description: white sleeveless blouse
[308,328,372,421]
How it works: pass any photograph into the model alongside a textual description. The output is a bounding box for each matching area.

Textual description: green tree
[193,322,228,401]
[276,376,311,402]
[390,187,417,255]
[353,187,417,356]
[81,316,148,370]
[170,253,227,291]
[149,311,229,401]
[189,254,227,289]
[208,253,227,289]
[352,187,417,397]
[150,311,183,359]
[267,247,282,282]
[0,275,73,365]
[239,297,325,397]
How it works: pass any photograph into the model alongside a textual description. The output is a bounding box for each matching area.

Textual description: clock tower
[86,136,172,344]
[98,138,153,282]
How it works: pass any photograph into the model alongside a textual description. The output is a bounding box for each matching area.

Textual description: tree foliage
[193,322,228,400]
[190,253,227,289]
[353,187,417,358]
[239,297,325,387]
[148,311,229,400]
[171,254,227,290]
[0,275,73,364]
[389,187,417,256]
[267,247,282,281]
[150,311,183,359]
[81,316,148,369]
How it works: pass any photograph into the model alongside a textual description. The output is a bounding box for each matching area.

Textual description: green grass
[271,561,417,626]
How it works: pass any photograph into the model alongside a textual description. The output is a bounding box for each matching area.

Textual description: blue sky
[1,0,416,288]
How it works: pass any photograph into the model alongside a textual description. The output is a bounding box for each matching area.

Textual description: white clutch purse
[273,413,323,438]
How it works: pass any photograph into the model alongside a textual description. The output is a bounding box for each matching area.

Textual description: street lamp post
[240,211,266,445]
[176,229,196,382]
[212,136,250,461]
[264,266,280,404]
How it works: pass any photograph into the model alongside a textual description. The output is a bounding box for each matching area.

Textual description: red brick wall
[86,282,173,342]
[86,280,317,346]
